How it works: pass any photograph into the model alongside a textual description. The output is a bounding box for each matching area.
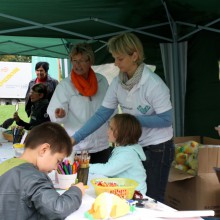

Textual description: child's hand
[73,182,86,196]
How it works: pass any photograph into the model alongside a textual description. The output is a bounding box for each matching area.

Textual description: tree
[0,55,31,62]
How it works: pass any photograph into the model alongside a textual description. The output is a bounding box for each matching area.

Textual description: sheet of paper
[0,142,15,163]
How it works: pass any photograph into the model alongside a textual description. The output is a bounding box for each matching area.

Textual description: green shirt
[0,158,27,176]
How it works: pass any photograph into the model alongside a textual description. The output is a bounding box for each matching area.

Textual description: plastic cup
[57,173,77,189]
[13,143,25,157]
[77,167,89,185]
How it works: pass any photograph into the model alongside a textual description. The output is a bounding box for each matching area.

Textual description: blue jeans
[143,138,174,203]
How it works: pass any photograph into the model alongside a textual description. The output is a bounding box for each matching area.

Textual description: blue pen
[66,162,71,174]
[68,163,72,174]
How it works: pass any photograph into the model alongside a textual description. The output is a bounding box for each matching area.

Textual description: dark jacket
[17,99,50,130]
[25,75,58,117]
[0,162,82,220]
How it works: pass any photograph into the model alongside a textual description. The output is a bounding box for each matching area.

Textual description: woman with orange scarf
[47,43,111,163]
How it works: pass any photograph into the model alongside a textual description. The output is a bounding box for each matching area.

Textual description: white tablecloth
[65,188,208,220]
[0,140,210,220]
[0,141,15,163]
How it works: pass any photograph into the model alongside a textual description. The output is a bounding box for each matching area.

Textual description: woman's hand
[55,108,66,118]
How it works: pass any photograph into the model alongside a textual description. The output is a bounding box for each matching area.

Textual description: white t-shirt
[102,64,173,146]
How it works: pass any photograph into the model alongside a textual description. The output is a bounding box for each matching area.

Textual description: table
[0,141,15,163]
[65,186,209,220]
[0,139,212,220]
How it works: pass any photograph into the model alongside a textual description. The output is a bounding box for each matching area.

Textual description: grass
[0,103,29,127]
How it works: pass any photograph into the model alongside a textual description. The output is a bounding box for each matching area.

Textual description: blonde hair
[69,43,95,65]
[107,32,144,65]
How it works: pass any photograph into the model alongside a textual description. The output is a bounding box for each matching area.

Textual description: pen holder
[77,167,89,185]
[57,173,77,189]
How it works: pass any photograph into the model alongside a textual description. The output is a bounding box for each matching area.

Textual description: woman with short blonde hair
[108,32,144,65]
[73,33,174,203]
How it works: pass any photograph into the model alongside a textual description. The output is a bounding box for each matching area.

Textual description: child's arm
[26,176,83,219]
[71,182,85,196]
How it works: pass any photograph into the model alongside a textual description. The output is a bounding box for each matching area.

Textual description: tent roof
[0,0,220,60]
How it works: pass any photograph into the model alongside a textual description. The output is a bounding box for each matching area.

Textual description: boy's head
[29,83,47,102]
[108,113,142,146]
[24,122,72,173]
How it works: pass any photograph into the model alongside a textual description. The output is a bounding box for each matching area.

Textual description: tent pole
[172,28,183,137]
[161,0,185,136]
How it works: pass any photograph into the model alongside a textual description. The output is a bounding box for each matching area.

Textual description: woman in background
[25,61,58,117]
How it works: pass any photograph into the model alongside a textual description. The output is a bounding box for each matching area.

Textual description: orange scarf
[71,68,98,96]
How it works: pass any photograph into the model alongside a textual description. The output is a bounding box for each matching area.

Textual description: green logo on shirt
[137,105,150,114]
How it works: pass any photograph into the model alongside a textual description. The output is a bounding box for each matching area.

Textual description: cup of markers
[56,159,79,190]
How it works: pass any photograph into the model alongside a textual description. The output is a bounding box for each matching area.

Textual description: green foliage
[0,104,29,127]
[0,55,31,62]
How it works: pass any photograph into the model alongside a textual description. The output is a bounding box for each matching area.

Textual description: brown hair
[24,122,72,156]
[111,113,142,146]
[69,43,95,65]
[35,62,49,72]
[31,83,47,98]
